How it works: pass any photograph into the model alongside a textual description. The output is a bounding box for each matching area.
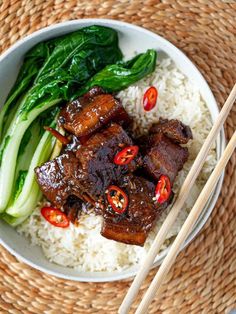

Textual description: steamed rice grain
[17,57,217,272]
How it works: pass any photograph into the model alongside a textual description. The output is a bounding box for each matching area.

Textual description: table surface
[0,0,235,313]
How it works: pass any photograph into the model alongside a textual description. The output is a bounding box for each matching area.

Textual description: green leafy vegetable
[2,213,31,227]
[12,170,28,202]
[6,115,58,219]
[6,107,59,213]
[35,25,121,80]
[78,49,157,95]
[0,135,10,164]
[0,98,60,212]
[18,129,32,158]
[0,25,122,212]
[0,43,50,139]
[0,25,158,225]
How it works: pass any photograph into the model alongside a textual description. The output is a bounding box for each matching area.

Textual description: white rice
[17,57,217,272]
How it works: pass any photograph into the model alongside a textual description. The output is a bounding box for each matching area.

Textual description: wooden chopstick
[119,83,236,314]
[135,130,236,314]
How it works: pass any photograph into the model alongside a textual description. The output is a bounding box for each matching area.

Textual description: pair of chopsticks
[119,83,236,314]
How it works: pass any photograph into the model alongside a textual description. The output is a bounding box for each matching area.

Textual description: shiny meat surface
[76,123,137,202]
[101,220,147,246]
[150,118,193,144]
[35,88,192,245]
[142,133,189,184]
[101,175,164,246]
[82,86,104,99]
[35,152,81,208]
[35,123,137,212]
[59,88,131,141]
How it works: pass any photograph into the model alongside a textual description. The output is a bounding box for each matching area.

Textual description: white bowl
[0,19,225,282]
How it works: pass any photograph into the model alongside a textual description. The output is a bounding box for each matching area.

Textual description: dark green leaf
[1,43,50,134]
[12,170,28,201]
[36,25,120,79]
[18,128,32,157]
[16,26,122,120]
[77,49,157,95]
[38,106,60,135]
[0,135,10,165]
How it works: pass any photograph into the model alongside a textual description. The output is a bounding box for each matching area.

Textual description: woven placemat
[0,0,235,313]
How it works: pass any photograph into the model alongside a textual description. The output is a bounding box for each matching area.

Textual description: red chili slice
[143,86,158,111]
[155,175,171,204]
[114,146,139,165]
[107,185,128,214]
[41,207,70,228]
[44,126,70,145]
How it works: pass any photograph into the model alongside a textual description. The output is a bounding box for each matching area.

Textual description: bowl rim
[0,18,225,282]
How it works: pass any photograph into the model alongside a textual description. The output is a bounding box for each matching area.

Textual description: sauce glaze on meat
[101,174,169,245]
[59,86,131,143]
[142,132,189,184]
[149,117,192,144]
[75,123,137,203]
[35,87,192,246]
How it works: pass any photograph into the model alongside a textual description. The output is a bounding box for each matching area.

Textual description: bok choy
[0,43,50,139]
[78,49,157,95]
[0,25,157,224]
[6,117,57,218]
[0,25,122,212]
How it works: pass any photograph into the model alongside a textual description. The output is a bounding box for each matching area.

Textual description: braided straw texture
[0,0,235,313]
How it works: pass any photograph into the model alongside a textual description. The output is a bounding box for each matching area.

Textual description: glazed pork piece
[35,123,138,212]
[101,175,168,246]
[75,123,138,203]
[101,119,192,246]
[150,118,193,144]
[36,101,192,243]
[35,150,98,214]
[35,152,82,209]
[142,118,192,185]
[142,133,189,184]
[59,87,131,142]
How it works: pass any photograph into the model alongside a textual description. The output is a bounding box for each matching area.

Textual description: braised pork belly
[101,175,168,246]
[142,132,189,185]
[59,86,131,143]
[149,118,192,144]
[35,89,192,246]
[35,152,81,208]
[75,123,137,203]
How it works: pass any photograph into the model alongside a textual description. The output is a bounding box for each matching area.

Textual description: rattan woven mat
[0,0,235,313]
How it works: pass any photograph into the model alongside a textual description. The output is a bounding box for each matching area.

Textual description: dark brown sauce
[35,88,192,246]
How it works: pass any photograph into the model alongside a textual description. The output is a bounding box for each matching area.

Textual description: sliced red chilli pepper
[41,207,70,228]
[114,146,139,165]
[44,126,70,145]
[155,175,171,204]
[143,86,158,111]
[106,185,128,214]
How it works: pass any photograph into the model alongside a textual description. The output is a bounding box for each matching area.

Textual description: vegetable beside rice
[17,57,216,272]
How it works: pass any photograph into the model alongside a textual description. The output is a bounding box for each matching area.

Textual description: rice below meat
[17,57,217,272]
